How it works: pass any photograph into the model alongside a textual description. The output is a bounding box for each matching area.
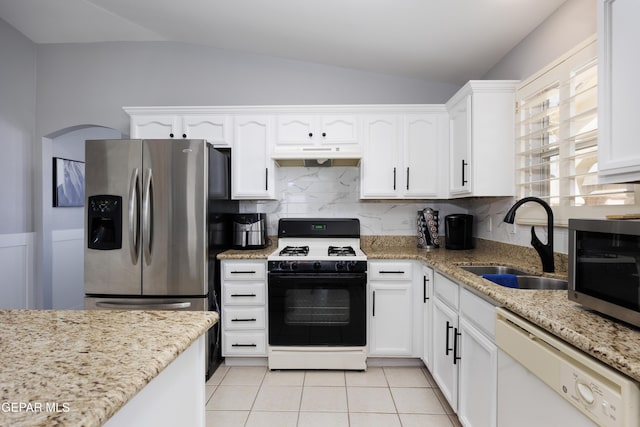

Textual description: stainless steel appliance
[232,213,268,249]
[84,139,238,379]
[267,218,367,370]
[445,213,474,250]
[569,218,640,328]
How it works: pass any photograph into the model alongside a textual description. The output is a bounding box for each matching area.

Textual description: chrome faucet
[503,197,555,273]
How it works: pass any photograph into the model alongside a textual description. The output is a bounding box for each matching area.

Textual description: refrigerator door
[85,139,143,295]
[142,139,208,296]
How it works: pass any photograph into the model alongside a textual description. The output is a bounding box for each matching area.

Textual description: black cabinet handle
[462,159,468,186]
[230,271,257,274]
[406,167,410,190]
[169,133,174,138]
[322,132,327,137]
[393,168,397,190]
[423,275,429,303]
[372,290,376,317]
[231,318,257,322]
[230,293,257,297]
[232,343,257,347]
[445,321,453,356]
[182,133,187,138]
[308,132,313,138]
[454,328,462,364]
[265,168,269,191]
[379,270,405,274]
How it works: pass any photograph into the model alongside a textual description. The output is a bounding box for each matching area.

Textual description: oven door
[268,273,366,346]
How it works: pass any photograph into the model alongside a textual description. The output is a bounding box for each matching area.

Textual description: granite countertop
[0,310,218,427]
[216,235,640,383]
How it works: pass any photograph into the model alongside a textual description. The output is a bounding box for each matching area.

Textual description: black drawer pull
[230,271,257,274]
[232,343,257,347]
[379,270,405,274]
[231,318,257,322]
[445,321,453,356]
[230,293,257,297]
[454,328,462,365]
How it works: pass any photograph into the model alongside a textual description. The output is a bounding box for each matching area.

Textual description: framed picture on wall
[53,157,85,207]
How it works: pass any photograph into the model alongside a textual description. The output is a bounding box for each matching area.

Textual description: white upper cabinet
[125,107,232,147]
[360,109,447,199]
[232,116,277,200]
[597,0,640,183]
[445,81,518,197]
[276,115,359,146]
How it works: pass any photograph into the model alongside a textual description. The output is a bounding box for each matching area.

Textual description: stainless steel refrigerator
[83,138,237,378]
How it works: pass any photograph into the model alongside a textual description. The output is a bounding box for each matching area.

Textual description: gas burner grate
[279,246,310,256]
[328,246,356,256]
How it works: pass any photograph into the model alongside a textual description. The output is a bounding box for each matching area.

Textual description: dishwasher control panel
[560,363,622,427]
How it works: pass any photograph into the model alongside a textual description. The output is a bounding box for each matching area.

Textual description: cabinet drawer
[460,288,496,338]
[222,283,265,305]
[223,332,266,356]
[369,262,413,280]
[222,262,266,280]
[223,307,266,330]
[434,272,459,309]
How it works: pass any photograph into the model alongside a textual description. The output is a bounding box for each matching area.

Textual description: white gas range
[266,218,368,370]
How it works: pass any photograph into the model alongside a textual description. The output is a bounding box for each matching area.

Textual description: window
[515,35,638,225]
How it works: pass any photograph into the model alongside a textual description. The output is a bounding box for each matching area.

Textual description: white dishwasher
[495,308,640,427]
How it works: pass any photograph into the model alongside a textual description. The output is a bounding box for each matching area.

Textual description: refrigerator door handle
[128,168,140,265]
[95,301,191,310]
[143,168,154,265]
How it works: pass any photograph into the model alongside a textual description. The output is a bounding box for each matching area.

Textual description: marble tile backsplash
[239,166,569,254]
[239,166,471,237]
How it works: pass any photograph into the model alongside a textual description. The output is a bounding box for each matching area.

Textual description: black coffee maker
[445,214,474,250]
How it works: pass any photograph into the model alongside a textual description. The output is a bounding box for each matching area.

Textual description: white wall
[0,18,36,234]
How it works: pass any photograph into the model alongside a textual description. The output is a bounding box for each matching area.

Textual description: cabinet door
[130,115,180,139]
[421,265,434,369]
[432,298,459,411]
[369,281,413,356]
[183,115,232,146]
[598,0,640,183]
[319,115,359,145]
[276,115,316,146]
[449,96,472,196]
[458,318,497,427]
[403,114,442,198]
[232,116,276,199]
[360,115,400,198]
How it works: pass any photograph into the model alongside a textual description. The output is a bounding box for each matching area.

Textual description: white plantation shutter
[514,36,638,225]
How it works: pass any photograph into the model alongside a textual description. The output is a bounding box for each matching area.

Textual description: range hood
[272,146,361,167]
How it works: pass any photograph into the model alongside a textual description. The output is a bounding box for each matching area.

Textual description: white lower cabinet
[421,264,434,369]
[431,272,497,427]
[368,261,422,357]
[221,260,267,357]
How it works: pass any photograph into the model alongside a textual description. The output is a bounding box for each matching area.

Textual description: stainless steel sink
[514,276,568,290]
[458,265,530,276]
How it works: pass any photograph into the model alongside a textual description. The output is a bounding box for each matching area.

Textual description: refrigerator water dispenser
[87,195,122,250]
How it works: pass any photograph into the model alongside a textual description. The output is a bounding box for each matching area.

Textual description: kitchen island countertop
[0,309,217,427]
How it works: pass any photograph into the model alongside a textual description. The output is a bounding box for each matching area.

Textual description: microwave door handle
[128,168,140,265]
[143,168,153,265]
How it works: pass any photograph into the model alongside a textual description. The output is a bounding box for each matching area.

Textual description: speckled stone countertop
[0,310,218,427]
[217,235,640,383]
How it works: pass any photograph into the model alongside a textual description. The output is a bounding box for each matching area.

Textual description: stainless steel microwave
[569,219,640,328]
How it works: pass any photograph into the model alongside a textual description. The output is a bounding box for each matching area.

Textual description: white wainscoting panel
[52,228,84,310]
[0,233,35,309]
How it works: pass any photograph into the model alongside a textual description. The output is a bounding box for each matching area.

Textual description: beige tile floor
[205,364,462,427]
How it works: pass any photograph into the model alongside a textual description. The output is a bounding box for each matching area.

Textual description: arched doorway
[40,125,122,309]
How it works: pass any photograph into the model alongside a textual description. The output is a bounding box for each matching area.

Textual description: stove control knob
[279,262,289,270]
[347,261,358,271]
[336,262,345,271]
[313,262,322,270]
[291,262,298,271]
